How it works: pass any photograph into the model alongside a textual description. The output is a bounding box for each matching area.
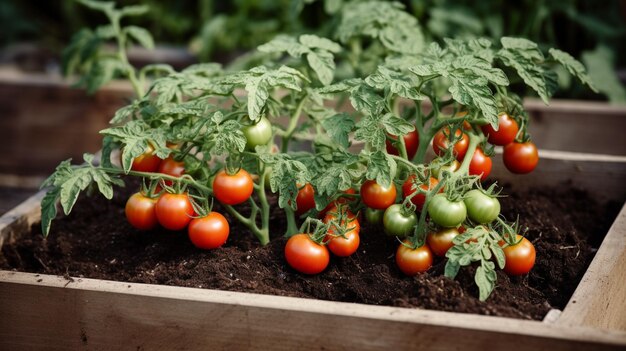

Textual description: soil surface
[0,179,621,320]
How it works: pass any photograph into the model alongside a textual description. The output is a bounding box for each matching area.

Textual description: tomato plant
[383,204,417,237]
[481,113,519,146]
[364,208,384,225]
[188,212,230,249]
[129,145,161,173]
[361,180,396,210]
[503,142,539,174]
[125,192,158,230]
[155,193,195,231]
[41,0,596,301]
[396,242,433,276]
[502,235,536,276]
[284,234,330,274]
[213,169,254,205]
[326,227,360,257]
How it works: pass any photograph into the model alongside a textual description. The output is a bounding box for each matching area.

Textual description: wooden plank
[0,191,45,250]
[0,271,625,351]
[558,204,626,331]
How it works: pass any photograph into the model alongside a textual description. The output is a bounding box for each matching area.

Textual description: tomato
[284,234,330,274]
[295,183,316,215]
[402,176,440,211]
[503,142,539,174]
[188,212,229,249]
[427,227,459,257]
[360,180,397,210]
[383,204,417,237]
[323,206,360,234]
[502,235,536,276]
[432,128,469,161]
[386,129,419,159]
[364,208,384,225]
[326,227,360,257]
[396,241,433,276]
[468,148,492,181]
[129,145,161,172]
[155,193,194,230]
[431,159,460,179]
[318,188,356,218]
[213,169,254,205]
[481,113,519,146]
[464,189,500,224]
[427,194,467,228]
[243,116,273,151]
[158,156,185,186]
[125,192,158,230]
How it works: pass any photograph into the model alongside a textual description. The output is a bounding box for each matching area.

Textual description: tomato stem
[281,95,307,153]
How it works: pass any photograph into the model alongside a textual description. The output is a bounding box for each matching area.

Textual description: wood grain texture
[0,190,45,250]
[1,271,625,351]
[558,204,626,331]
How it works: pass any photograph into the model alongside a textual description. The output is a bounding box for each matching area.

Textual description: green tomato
[365,208,384,225]
[431,159,460,179]
[383,204,417,237]
[464,189,500,224]
[242,117,273,151]
[427,193,467,228]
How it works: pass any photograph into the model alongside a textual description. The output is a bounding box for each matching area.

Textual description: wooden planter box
[1,101,626,349]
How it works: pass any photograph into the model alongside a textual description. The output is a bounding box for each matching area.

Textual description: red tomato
[158,156,185,186]
[468,148,492,181]
[130,145,161,172]
[396,241,433,276]
[432,128,469,161]
[402,176,440,211]
[125,192,158,230]
[155,193,194,230]
[318,188,356,218]
[481,113,519,146]
[386,129,419,159]
[284,234,330,274]
[296,183,316,215]
[503,142,539,174]
[213,169,254,205]
[323,206,360,234]
[188,212,230,249]
[360,180,397,210]
[502,235,536,275]
[427,227,459,257]
[326,228,360,257]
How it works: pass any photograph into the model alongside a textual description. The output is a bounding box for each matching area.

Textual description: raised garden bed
[0,144,625,349]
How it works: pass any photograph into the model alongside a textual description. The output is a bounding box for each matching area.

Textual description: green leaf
[448,76,498,126]
[452,56,508,86]
[243,66,304,121]
[366,66,426,100]
[475,263,497,301]
[306,50,336,85]
[208,118,247,155]
[491,244,506,270]
[110,104,135,124]
[321,113,354,149]
[266,156,309,209]
[84,57,126,94]
[349,84,384,115]
[78,0,114,13]
[125,26,154,50]
[299,34,341,53]
[549,48,597,92]
[444,260,460,279]
[497,49,550,103]
[119,4,149,17]
[40,188,61,237]
[100,120,169,172]
[380,113,414,137]
[354,115,386,150]
[582,46,626,103]
[364,151,396,188]
[95,24,117,39]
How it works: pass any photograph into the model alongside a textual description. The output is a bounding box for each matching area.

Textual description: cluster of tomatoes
[123,148,257,250]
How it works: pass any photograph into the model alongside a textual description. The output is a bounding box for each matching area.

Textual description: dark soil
[0,180,621,320]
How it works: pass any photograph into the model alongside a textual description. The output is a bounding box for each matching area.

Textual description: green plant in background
[41,0,596,301]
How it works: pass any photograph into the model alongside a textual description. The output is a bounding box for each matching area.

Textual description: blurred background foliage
[2,0,625,102]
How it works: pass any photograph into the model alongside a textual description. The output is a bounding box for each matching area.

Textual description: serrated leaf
[501,37,540,52]
[40,188,61,237]
[366,66,425,100]
[321,113,354,149]
[381,113,414,137]
[364,151,396,188]
[444,260,460,279]
[582,46,626,103]
[316,78,362,95]
[497,49,550,103]
[85,57,125,94]
[448,76,498,125]
[549,48,597,92]
[349,84,384,115]
[379,23,424,55]
[125,26,154,49]
[119,4,149,17]
[110,104,135,124]
[100,121,169,172]
[491,244,506,269]
[209,120,247,155]
[299,34,341,53]
[96,24,117,39]
[475,264,497,301]
[307,50,335,85]
[78,0,114,13]
[354,115,386,150]
[244,66,304,121]
[452,55,508,86]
